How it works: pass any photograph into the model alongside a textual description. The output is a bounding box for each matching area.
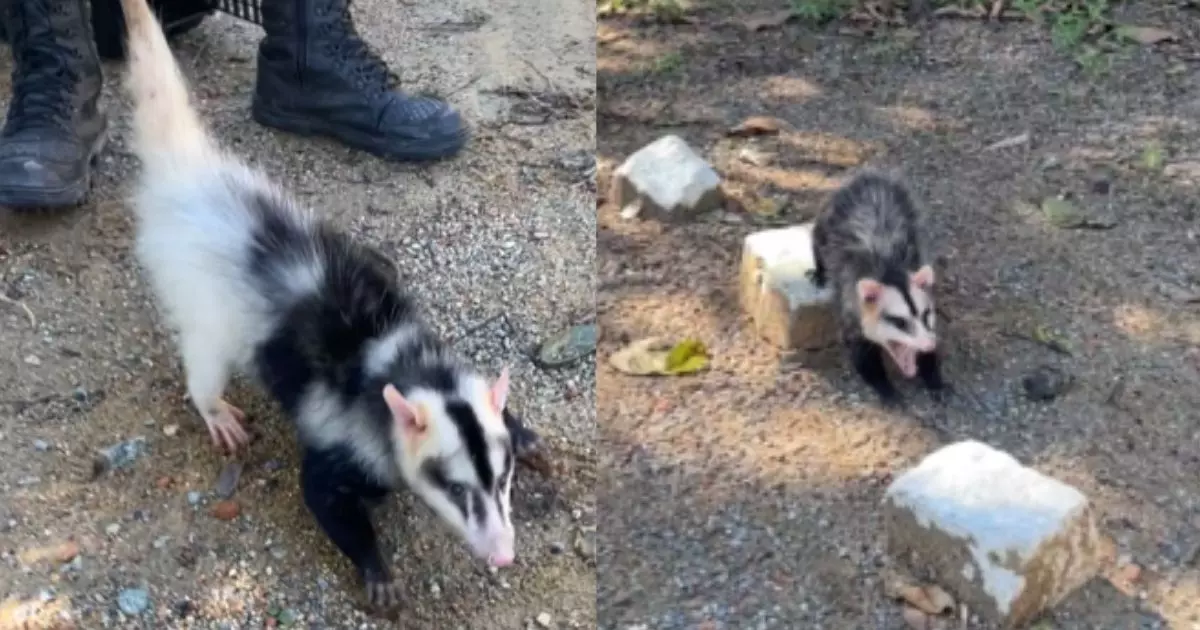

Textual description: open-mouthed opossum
[118,0,531,608]
[811,171,945,404]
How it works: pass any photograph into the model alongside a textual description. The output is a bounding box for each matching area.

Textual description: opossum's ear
[383,384,426,434]
[490,366,511,412]
[911,265,935,290]
[856,278,883,307]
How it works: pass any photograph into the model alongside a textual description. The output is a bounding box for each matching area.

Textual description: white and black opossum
[811,171,944,404]
[117,0,534,608]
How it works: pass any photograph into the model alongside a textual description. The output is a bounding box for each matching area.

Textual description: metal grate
[211,0,263,25]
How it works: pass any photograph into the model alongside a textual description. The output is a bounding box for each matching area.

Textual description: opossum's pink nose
[489,552,514,568]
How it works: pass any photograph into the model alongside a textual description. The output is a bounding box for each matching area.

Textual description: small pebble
[214,461,243,498]
[33,439,49,452]
[105,523,120,536]
[116,588,150,615]
[211,500,241,520]
[187,491,202,506]
[24,354,41,366]
[162,424,179,437]
[536,612,552,627]
[549,541,565,555]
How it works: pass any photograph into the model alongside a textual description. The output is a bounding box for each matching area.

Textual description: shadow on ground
[598,3,1200,628]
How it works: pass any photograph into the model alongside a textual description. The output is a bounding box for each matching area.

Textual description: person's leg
[252,0,468,162]
[0,0,106,211]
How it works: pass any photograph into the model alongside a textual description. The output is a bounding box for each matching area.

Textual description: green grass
[784,0,1123,72]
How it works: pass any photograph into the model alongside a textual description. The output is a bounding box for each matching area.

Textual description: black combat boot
[0,0,106,211]
[252,0,468,162]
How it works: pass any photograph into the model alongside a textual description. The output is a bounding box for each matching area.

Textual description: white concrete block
[612,135,722,220]
[883,440,1110,628]
[739,223,836,349]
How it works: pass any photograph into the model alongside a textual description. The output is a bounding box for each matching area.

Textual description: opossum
[117,0,528,608]
[811,172,944,404]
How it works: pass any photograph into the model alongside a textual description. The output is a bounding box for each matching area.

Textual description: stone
[882,440,1110,628]
[611,135,722,220]
[116,588,150,615]
[738,223,837,349]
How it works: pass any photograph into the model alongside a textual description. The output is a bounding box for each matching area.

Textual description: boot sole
[0,129,108,214]
[251,103,470,162]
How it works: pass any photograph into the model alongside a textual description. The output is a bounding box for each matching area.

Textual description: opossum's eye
[884,315,911,333]
[448,483,467,498]
[921,308,933,329]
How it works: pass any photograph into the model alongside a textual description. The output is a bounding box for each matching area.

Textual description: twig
[0,292,36,329]
[999,330,1072,356]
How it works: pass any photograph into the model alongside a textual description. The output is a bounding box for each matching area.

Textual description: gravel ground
[0,0,596,628]
[598,3,1200,629]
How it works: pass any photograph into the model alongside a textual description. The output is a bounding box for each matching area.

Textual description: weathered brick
[883,440,1110,628]
[611,135,722,220]
[738,223,836,349]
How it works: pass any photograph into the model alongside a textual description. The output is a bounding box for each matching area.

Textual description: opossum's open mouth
[885,342,919,378]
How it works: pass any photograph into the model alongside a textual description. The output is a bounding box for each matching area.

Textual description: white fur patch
[363,323,424,377]
[296,383,396,484]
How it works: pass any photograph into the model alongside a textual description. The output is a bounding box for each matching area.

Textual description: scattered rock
[1023,365,1074,401]
[883,440,1110,628]
[32,439,49,452]
[536,612,553,627]
[535,324,597,368]
[211,500,241,521]
[24,354,40,366]
[186,491,202,506]
[214,461,244,499]
[105,523,121,537]
[162,424,179,437]
[155,476,174,489]
[611,135,723,221]
[738,223,837,349]
[116,588,150,615]
[92,437,148,477]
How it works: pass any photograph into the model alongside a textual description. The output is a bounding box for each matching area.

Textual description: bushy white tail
[119,0,214,170]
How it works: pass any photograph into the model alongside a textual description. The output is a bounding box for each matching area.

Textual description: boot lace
[315,2,399,93]
[3,0,81,134]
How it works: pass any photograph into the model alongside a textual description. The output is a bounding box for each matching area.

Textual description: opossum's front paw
[512,425,542,459]
[364,570,404,610]
[203,399,251,454]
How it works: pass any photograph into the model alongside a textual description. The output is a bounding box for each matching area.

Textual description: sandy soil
[0,0,596,628]
[597,3,1200,629]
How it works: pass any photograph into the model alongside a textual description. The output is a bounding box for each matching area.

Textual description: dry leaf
[903,606,932,630]
[740,10,795,31]
[727,115,791,137]
[1117,25,1178,45]
[608,337,710,376]
[885,573,956,615]
[983,132,1030,152]
[1164,161,1200,180]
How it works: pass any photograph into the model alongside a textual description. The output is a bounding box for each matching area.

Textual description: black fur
[812,172,945,404]
[239,191,535,606]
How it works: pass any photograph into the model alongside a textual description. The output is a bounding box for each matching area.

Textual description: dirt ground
[597,3,1200,629]
[0,1,595,628]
